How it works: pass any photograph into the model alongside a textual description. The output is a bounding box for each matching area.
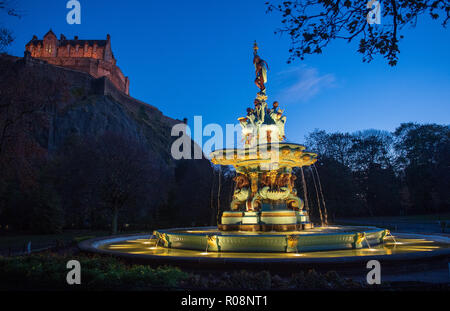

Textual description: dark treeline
[300,124,449,221]
[0,130,214,234]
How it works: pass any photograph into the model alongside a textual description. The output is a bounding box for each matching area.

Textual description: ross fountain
[150,42,388,253]
[81,43,450,264]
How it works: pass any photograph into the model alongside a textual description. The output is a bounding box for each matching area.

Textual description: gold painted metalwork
[207,235,217,248]
[249,172,259,195]
[287,235,299,248]
[222,212,244,217]
[261,212,296,217]
[158,232,169,247]
[268,170,278,186]
[355,232,366,245]
[253,41,259,54]
[210,143,317,169]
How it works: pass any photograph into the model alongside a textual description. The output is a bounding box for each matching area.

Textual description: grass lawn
[0,252,366,290]
[1,252,447,290]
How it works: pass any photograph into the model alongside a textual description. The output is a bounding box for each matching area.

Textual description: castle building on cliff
[25,30,130,95]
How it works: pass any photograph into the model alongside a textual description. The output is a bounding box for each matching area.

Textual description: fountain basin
[153,226,387,253]
[78,230,450,271]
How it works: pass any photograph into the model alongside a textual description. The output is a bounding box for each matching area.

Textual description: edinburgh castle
[25,30,130,95]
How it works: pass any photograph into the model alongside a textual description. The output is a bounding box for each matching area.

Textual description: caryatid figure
[238,108,256,127]
[238,108,256,145]
[270,101,287,140]
[253,99,266,126]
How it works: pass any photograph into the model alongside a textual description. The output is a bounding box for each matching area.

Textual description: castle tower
[25,30,130,95]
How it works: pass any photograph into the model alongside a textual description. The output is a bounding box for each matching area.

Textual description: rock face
[48,87,178,168]
[0,53,213,228]
[19,52,178,159]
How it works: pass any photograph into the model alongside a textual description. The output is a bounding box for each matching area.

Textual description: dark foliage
[266,0,449,66]
[0,1,20,52]
[0,254,367,290]
[0,254,188,290]
[305,124,449,218]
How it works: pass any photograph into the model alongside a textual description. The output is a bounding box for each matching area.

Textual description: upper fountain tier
[211,42,317,170]
[237,42,287,147]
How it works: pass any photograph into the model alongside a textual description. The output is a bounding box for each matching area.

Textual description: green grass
[0,253,365,290]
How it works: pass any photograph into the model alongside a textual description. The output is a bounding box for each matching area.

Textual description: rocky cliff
[0,53,214,230]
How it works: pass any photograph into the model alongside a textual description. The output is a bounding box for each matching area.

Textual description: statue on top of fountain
[238,42,287,147]
[253,41,269,95]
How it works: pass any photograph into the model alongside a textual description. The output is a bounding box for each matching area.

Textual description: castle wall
[20,54,164,125]
[27,56,129,95]
[25,32,129,95]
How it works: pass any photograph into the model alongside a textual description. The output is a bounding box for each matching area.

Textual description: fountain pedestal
[219,210,312,232]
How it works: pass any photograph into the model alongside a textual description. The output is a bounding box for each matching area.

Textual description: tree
[394,122,450,214]
[0,1,20,52]
[93,133,159,234]
[305,129,354,166]
[349,130,400,216]
[349,129,394,171]
[53,132,161,234]
[305,128,402,217]
[266,0,450,66]
[303,157,361,219]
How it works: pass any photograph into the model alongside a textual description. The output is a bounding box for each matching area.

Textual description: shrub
[182,270,272,290]
[0,254,188,290]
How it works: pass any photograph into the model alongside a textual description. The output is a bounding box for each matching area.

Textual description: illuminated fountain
[150,42,388,253]
[82,43,450,262]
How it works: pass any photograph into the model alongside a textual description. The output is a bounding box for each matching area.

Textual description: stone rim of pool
[79,227,450,265]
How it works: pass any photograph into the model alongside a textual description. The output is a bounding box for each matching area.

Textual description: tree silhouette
[266,0,449,66]
[394,123,450,213]
[0,1,20,52]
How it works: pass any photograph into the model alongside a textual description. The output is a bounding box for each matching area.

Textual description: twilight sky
[4,0,450,146]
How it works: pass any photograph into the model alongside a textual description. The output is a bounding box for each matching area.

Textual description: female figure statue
[253,54,269,93]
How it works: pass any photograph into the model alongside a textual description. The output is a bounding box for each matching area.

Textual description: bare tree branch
[266,0,449,66]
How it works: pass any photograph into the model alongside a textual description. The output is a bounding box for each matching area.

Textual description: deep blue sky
[4,0,450,145]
